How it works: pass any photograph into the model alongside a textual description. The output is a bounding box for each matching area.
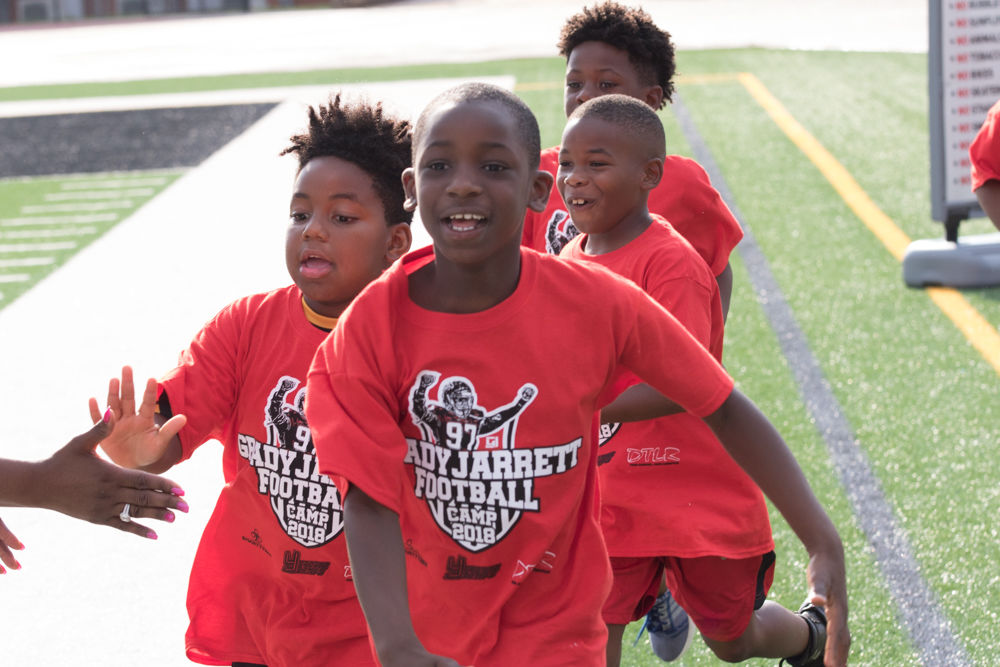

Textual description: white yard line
[60,176,172,189]
[0,257,55,267]
[0,273,30,283]
[21,200,134,213]
[0,240,77,252]
[1,213,118,226]
[44,188,155,201]
[1,226,98,239]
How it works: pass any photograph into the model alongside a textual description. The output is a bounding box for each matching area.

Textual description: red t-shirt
[160,285,371,667]
[523,147,743,275]
[306,246,735,667]
[561,219,773,559]
[971,99,1000,191]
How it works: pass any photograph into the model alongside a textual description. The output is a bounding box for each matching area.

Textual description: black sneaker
[779,601,826,667]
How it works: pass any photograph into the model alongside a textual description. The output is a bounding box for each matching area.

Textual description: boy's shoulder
[531,245,645,296]
[205,284,303,332]
[661,154,713,184]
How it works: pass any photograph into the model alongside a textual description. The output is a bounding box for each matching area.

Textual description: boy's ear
[385,222,413,264]
[401,168,417,212]
[643,86,665,110]
[527,169,554,213]
[642,157,664,192]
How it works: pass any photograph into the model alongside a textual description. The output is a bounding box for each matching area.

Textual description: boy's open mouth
[443,212,486,232]
[300,252,333,279]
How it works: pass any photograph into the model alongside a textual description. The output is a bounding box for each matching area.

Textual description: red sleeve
[306,322,408,515]
[655,157,743,277]
[971,102,1000,192]
[616,283,733,417]
[158,301,243,461]
[643,273,714,351]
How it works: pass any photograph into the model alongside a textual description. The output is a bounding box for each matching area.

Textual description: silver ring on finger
[120,503,132,523]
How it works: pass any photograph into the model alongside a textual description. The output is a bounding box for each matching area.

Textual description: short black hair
[413,82,541,170]
[281,94,413,225]
[569,94,665,159]
[558,1,676,108]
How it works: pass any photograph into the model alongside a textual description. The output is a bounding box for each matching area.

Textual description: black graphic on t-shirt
[236,376,344,548]
[407,371,582,553]
[545,209,580,255]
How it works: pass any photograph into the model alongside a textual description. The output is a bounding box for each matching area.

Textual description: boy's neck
[582,207,654,256]
[409,246,523,314]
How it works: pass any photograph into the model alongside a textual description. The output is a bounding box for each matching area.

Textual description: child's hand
[806,547,851,666]
[88,366,186,470]
[0,515,24,573]
[33,416,189,540]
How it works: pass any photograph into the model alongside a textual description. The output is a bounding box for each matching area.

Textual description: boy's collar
[301,296,338,331]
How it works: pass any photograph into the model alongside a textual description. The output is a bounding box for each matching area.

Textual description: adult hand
[32,416,189,540]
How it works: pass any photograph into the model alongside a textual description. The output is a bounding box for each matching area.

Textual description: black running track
[0,103,277,178]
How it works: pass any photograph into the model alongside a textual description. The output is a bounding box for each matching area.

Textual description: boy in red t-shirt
[523,1,743,319]
[557,93,828,667]
[305,82,849,667]
[89,96,413,667]
[970,99,1000,231]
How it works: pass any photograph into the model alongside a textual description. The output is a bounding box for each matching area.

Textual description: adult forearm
[0,459,42,508]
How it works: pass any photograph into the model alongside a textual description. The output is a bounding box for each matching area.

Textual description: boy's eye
[290,211,308,222]
[558,161,572,169]
[333,214,357,224]
[566,81,582,91]
[483,163,507,173]
[599,81,618,90]
[425,160,448,171]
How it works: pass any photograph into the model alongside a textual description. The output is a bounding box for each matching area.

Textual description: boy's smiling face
[557,115,660,239]
[403,100,550,269]
[564,41,663,117]
[286,155,409,318]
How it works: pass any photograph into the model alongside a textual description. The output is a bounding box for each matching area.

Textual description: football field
[1,3,997,665]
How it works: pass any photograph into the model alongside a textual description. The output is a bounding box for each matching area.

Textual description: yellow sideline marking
[734,71,1000,376]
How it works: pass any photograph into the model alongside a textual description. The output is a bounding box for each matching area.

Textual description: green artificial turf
[0,170,184,307]
[2,47,998,665]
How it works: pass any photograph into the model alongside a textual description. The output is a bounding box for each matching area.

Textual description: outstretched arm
[703,389,850,666]
[480,386,535,434]
[88,366,185,474]
[344,486,463,667]
[0,415,189,547]
[599,384,684,424]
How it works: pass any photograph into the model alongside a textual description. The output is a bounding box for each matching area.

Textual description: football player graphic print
[406,371,583,552]
[410,372,536,450]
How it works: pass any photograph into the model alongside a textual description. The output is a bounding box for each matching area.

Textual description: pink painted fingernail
[13,560,21,570]
[171,487,185,497]
[0,565,6,574]
[147,530,158,540]
[103,407,112,423]
[164,511,175,523]
[177,500,189,513]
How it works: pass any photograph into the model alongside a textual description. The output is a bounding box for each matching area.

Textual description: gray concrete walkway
[0,2,926,664]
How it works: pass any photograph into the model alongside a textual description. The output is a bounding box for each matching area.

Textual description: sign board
[929,0,1000,238]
